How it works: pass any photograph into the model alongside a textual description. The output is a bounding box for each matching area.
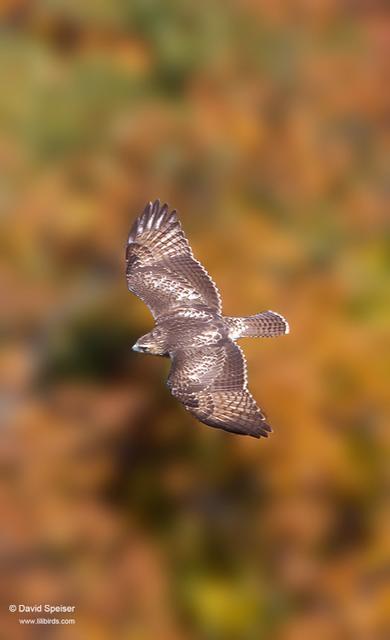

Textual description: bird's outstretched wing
[167,339,272,438]
[126,200,222,319]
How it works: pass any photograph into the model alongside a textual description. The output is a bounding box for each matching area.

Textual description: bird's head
[132,327,168,356]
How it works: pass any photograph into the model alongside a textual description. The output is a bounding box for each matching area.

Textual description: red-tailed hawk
[126,200,289,438]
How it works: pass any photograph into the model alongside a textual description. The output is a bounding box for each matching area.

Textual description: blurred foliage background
[0,1,389,639]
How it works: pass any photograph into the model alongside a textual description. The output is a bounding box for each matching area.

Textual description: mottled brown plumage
[126,200,289,438]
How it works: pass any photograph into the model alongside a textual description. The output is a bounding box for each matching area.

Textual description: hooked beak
[132,343,142,352]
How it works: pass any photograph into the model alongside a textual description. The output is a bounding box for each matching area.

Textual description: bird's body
[135,310,225,355]
[126,200,289,438]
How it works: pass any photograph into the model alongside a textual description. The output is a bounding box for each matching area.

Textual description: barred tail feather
[226,311,289,339]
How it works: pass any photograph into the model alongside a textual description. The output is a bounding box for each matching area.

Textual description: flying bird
[126,200,289,438]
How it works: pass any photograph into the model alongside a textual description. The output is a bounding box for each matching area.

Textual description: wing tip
[259,420,273,437]
[195,413,273,439]
[128,199,178,243]
[227,422,272,439]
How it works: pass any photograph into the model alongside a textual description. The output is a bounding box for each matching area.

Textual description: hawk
[126,200,289,438]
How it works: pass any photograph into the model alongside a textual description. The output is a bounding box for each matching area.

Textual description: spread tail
[225,311,289,339]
